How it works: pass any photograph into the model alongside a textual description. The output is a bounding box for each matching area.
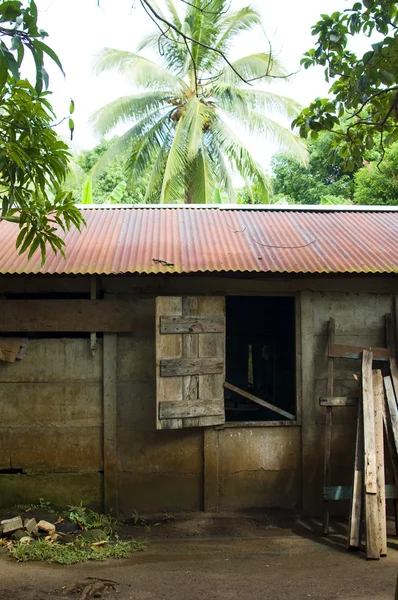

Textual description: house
[0,204,397,516]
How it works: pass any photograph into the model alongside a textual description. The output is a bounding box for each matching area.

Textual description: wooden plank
[0,299,143,332]
[326,484,396,502]
[161,358,224,377]
[90,275,97,356]
[373,370,387,556]
[329,343,389,361]
[160,316,224,334]
[156,296,226,430]
[386,314,398,400]
[223,381,295,421]
[362,350,380,560]
[182,298,199,409]
[348,400,364,549]
[103,333,118,515]
[196,297,226,428]
[156,297,183,430]
[159,400,224,420]
[323,318,335,536]
[384,376,398,461]
[319,396,359,407]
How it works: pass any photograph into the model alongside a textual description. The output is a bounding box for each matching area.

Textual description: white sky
[34,0,375,170]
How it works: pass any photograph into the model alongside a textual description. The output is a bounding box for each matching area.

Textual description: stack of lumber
[347,315,398,560]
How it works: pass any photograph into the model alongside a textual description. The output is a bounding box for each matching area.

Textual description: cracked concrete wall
[0,338,103,508]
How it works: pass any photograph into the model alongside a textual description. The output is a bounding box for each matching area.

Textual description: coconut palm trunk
[90,0,307,204]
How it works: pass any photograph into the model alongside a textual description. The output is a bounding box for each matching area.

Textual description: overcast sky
[34,0,375,170]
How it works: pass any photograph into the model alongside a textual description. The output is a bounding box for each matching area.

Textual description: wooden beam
[348,401,364,550]
[319,396,358,407]
[160,358,224,377]
[160,316,224,334]
[159,400,224,420]
[103,333,118,515]
[0,299,145,332]
[323,319,335,536]
[373,370,387,557]
[223,381,295,421]
[329,343,389,361]
[362,350,380,560]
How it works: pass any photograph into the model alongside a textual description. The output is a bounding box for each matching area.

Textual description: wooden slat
[223,381,295,421]
[156,296,226,430]
[386,314,398,401]
[362,350,380,560]
[373,370,387,557]
[329,343,389,361]
[326,484,397,502]
[0,299,144,333]
[160,316,224,334]
[323,319,335,536]
[348,401,364,549]
[161,358,224,377]
[159,400,224,420]
[384,376,398,462]
[319,396,358,407]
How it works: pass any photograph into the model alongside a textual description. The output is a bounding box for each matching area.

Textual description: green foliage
[64,503,120,536]
[0,0,84,262]
[78,138,147,204]
[353,141,398,205]
[91,0,307,204]
[293,1,398,169]
[9,537,145,564]
[271,132,355,204]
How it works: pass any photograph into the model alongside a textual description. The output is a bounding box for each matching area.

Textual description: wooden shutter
[156,296,226,429]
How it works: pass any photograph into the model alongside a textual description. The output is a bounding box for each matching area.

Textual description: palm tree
[90,0,307,204]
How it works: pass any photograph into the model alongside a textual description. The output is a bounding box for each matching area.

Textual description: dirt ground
[1,517,398,600]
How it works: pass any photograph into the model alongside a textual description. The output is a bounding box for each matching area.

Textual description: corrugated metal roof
[1,205,398,276]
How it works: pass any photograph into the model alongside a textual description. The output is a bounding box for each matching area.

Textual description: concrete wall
[0,338,103,508]
[0,274,396,515]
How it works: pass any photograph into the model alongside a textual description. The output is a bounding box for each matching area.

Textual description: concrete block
[24,518,37,535]
[1,516,23,534]
[37,520,55,533]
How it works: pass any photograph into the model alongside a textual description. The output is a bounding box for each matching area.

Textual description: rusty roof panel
[1,206,398,276]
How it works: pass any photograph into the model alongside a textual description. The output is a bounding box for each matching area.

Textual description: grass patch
[64,502,120,535]
[9,538,145,564]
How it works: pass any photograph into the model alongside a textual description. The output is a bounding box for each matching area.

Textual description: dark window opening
[225,296,296,422]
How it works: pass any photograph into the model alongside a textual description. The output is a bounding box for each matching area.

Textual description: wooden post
[301,290,315,514]
[373,370,387,557]
[348,400,364,549]
[204,428,219,512]
[103,333,118,515]
[323,318,335,535]
[362,350,380,560]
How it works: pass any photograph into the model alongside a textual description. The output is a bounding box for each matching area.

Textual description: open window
[156,295,297,430]
[224,296,296,423]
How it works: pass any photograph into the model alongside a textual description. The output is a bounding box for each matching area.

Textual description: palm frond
[94,48,183,91]
[90,92,174,136]
[210,115,270,196]
[214,84,302,120]
[243,109,309,166]
[218,53,290,86]
[184,97,214,158]
[205,134,236,201]
[187,143,216,204]
[200,7,261,72]
[160,116,189,203]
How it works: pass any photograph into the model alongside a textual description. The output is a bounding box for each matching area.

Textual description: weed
[9,538,145,564]
[64,502,120,535]
[14,498,56,514]
[131,509,147,526]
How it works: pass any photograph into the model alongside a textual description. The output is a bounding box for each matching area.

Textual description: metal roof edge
[75,203,398,212]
